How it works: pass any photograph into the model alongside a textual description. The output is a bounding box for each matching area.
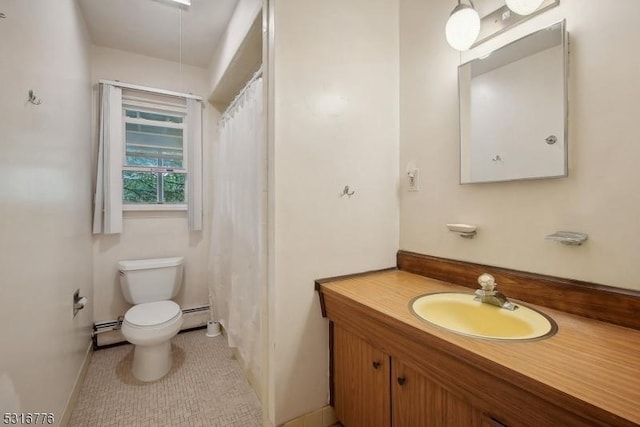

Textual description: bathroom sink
[410,292,557,341]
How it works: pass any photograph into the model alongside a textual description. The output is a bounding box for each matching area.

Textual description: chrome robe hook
[341,186,355,197]
[28,90,42,105]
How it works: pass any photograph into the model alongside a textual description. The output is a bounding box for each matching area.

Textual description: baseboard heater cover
[93,305,210,350]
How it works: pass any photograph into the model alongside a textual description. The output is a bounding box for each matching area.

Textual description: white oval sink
[410,292,557,341]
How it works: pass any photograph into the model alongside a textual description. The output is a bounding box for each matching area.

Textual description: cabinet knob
[372,361,381,369]
[397,376,407,386]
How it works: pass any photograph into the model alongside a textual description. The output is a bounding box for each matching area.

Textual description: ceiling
[77,0,239,68]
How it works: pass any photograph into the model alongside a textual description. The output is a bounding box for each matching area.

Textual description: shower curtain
[210,73,264,391]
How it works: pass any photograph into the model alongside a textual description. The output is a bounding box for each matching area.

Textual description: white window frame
[121,98,189,211]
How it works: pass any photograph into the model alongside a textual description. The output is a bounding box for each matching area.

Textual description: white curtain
[187,98,203,231]
[93,83,123,234]
[210,74,264,390]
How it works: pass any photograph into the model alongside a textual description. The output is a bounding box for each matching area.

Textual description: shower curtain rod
[220,67,263,120]
[99,79,203,101]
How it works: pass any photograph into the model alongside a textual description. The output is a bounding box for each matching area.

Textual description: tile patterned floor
[69,329,262,427]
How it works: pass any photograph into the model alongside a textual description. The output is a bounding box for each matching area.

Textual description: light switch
[408,168,419,191]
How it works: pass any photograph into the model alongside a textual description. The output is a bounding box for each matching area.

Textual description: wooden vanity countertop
[319,270,640,426]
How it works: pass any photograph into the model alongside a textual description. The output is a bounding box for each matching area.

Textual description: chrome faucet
[474,273,517,311]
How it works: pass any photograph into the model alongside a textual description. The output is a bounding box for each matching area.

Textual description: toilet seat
[124,301,181,327]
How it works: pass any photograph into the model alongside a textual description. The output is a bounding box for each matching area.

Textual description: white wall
[208,0,262,97]
[400,0,640,291]
[0,0,93,423]
[91,46,214,324]
[269,0,399,424]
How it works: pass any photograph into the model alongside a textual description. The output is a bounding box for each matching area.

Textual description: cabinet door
[392,358,485,427]
[333,324,391,427]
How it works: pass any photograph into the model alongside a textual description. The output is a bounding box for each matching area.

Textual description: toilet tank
[118,257,184,304]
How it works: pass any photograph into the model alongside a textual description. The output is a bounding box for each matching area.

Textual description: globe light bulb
[445,4,481,51]
[505,0,544,16]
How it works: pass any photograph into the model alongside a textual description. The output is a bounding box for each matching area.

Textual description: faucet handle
[478,273,496,291]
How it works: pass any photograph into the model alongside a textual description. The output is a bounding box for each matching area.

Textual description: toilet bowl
[121,300,184,381]
[118,257,184,382]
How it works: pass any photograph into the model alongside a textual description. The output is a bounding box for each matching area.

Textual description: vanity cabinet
[333,324,494,427]
[319,270,636,427]
[333,324,390,427]
[392,358,489,427]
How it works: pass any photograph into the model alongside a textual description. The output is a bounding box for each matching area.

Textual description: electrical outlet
[408,169,419,191]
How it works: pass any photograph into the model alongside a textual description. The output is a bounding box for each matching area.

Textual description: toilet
[118,257,184,382]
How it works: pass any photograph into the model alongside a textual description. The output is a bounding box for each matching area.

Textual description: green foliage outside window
[164,173,186,203]
[123,108,186,205]
[123,172,185,204]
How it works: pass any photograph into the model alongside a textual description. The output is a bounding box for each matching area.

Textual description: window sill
[123,204,187,212]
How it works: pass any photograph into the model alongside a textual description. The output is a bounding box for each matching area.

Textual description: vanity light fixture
[447,0,559,51]
[445,0,481,51]
[505,0,545,16]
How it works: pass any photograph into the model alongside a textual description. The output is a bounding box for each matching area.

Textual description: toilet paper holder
[73,289,88,317]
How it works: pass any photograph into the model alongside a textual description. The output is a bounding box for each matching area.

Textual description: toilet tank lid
[118,257,184,271]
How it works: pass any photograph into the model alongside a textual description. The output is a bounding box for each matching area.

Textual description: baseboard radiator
[93,305,211,349]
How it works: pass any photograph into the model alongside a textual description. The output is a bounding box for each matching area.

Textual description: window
[122,104,187,208]
[93,81,203,234]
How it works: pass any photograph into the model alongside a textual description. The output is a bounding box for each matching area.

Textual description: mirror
[459,20,568,184]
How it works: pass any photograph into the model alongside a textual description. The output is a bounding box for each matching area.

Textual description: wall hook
[341,185,355,197]
[28,90,42,105]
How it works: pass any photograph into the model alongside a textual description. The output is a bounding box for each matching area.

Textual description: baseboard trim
[280,406,337,427]
[59,341,93,426]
